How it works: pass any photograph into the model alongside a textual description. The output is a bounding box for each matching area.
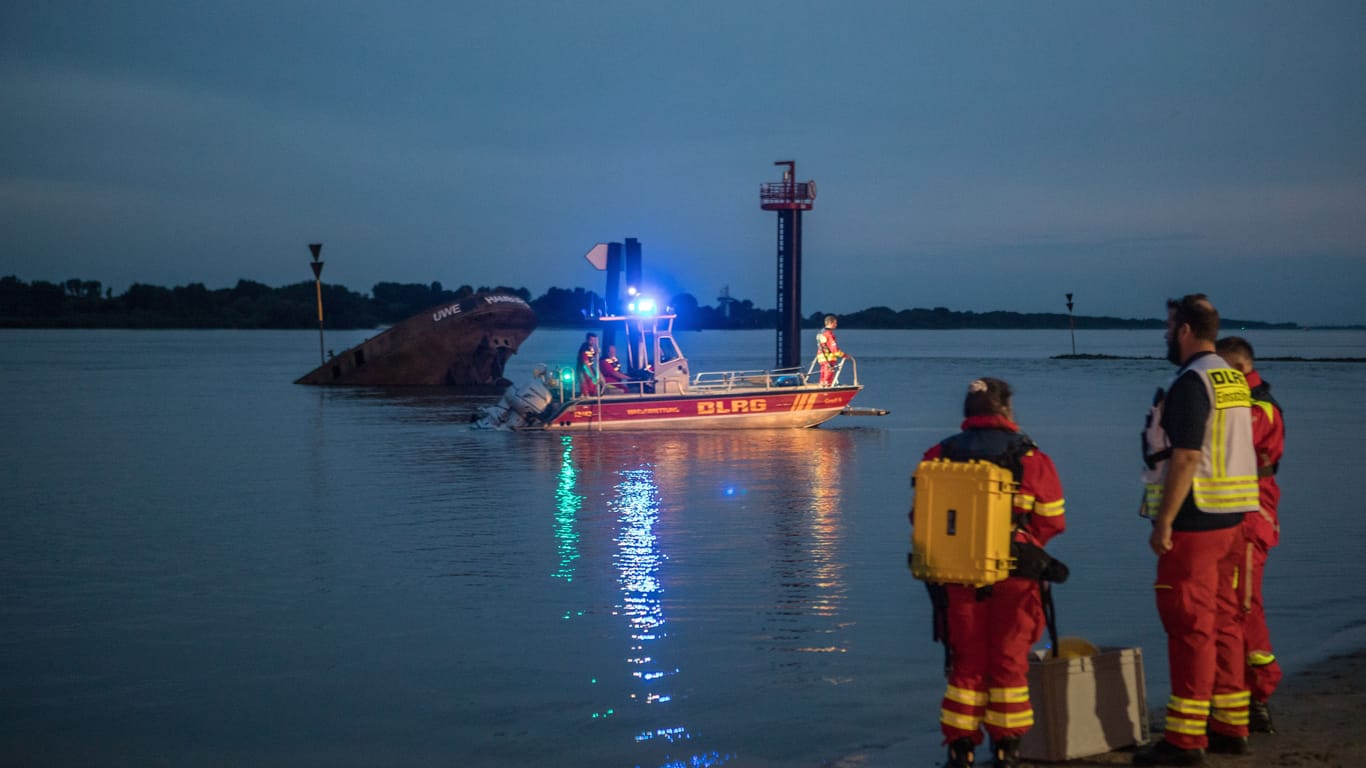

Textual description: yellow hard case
[910,459,1018,587]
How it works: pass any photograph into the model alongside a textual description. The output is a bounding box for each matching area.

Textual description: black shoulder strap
[1001,432,1037,482]
[1252,381,1283,415]
[1042,582,1060,658]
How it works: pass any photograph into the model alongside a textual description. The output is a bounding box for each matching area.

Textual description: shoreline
[837,647,1366,767]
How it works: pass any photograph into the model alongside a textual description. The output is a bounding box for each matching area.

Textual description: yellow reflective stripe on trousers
[984,709,1035,729]
[1167,695,1210,716]
[989,686,1031,704]
[941,709,982,731]
[1212,690,1251,708]
[945,685,988,706]
[1212,709,1250,726]
[1166,716,1207,736]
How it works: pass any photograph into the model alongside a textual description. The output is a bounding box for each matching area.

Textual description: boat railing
[804,354,858,387]
[544,365,688,402]
[690,355,858,391]
[541,355,858,405]
[691,367,804,391]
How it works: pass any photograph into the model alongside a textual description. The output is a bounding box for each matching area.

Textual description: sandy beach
[837,648,1366,767]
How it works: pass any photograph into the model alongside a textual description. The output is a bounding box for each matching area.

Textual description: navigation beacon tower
[759,160,816,369]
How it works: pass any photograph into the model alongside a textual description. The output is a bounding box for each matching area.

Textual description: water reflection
[771,432,847,649]
[750,427,857,703]
[611,468,679,716]
[557,434,740,768]
[553,430,856,767]
[553,435,583,584]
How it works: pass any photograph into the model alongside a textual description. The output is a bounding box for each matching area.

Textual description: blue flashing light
[627,297,658,315]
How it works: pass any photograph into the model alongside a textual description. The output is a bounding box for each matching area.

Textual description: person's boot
[1248,699,1275,734]
[991,736,1021,767]
[1207,731,1250,755]
[1132,738,1205,766]
[947,736,976,767]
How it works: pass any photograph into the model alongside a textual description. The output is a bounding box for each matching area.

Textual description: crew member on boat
[816,315,846,387]
[601,344,631,393]
[576,332,602,395]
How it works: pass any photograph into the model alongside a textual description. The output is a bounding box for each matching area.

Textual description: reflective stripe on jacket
[816,329,843,363]
[1143,355,1259,515]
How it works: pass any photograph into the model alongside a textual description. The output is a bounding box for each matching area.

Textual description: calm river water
[3,326,1364,767]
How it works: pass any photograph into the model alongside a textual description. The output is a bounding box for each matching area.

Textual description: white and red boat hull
[538,385,860,431]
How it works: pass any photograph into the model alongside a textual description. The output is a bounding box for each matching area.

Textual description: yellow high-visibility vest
[1142,354,1259,516]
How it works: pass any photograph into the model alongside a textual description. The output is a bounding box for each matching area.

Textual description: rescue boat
[474,304,863,431]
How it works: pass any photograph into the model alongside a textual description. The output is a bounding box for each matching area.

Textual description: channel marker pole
[1066,292,1076,355]
[310,243,325,364]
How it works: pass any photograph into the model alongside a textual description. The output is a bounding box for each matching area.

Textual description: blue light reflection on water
[607,461,733,766]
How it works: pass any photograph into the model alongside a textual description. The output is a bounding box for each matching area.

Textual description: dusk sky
[3,2,1364,325]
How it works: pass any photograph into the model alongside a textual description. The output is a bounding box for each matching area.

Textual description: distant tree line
[0,274,1299,331]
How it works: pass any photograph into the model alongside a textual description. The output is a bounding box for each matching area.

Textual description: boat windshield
[659,336,680,363]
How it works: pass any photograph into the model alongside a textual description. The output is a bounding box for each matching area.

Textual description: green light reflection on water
[553,434,582,583]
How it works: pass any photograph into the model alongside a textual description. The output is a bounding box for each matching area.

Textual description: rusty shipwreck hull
[294,293,537,387]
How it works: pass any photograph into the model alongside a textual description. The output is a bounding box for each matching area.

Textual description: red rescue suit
[1145,353,1258,749]
[1242,370,1285,701]
[917,414,1066,746]
[815,327,844,386]
[600,353,630,393]
[1156,524,1245,747]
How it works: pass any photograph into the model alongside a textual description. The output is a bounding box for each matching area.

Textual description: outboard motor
[473,365,555,430]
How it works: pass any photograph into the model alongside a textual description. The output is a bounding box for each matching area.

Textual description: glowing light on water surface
[614,469,668,651]
[553,435,581,583]
[577,459,737,768]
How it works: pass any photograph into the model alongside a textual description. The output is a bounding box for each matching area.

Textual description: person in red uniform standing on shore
[1134,295,1260,766]
[914,377,1067,768]
[815,315,845,386]
[1216,335,1286,733]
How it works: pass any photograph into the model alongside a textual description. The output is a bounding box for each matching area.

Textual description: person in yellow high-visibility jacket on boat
[815,315,845,387]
